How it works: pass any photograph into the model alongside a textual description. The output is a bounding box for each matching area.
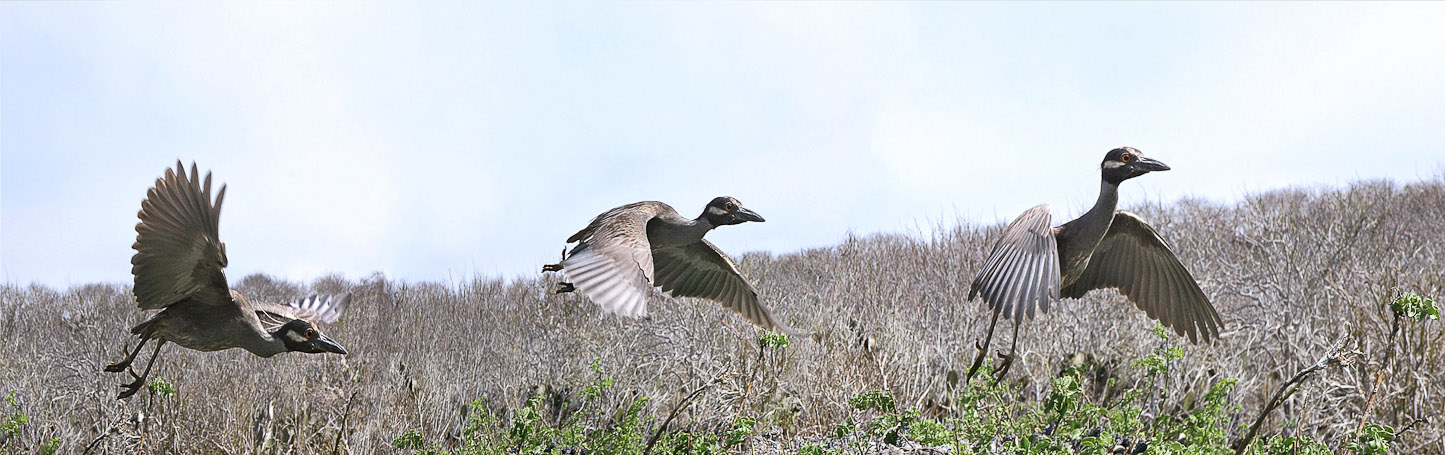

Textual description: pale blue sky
[3,2,1443,288]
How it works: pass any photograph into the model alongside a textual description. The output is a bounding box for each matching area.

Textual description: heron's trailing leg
[992,320,1023,384]
[542,247,567,272]
[964,308,1003,384]
[541,247,574,293]
[117,340,165,399]
[104,336,151,373]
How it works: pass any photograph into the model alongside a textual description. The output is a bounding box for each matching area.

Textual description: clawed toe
[541,248,568,273]
[993,351,1016,381]
[116,369,145,399]
[117,381,143,399]
[555,282,575,294]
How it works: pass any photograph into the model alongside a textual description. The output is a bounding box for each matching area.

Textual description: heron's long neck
[241,333,288,358]
[647,214,715,248]
[1087,179,1119,219]
[1075,179,1120,242]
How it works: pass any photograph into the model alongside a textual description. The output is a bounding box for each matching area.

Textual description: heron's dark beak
[735,207,765,223]
[315,334,348,355]
[1134,156,1171,172]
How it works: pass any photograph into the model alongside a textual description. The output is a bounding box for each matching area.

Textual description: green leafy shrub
[1391,291,1438,322]
[1257,435,1332,455]
[848,390,895,413]
[759,330,789,350]
[723,416,755,449]
[391,342,1355,455]
[1347,423,1395,455]
[391,429,427,450]
[797,442,838,455]
[907,417,952,446]
[38,437,59,455]
[2,390,32,455]
[147,379,176,398]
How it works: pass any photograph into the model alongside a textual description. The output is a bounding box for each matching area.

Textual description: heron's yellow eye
[1121,154,1133,163]
[305,329,317,339]
[724,202,737,211]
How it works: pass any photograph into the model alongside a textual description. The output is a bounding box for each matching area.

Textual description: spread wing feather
[653,240,801,335]
[285,293,349,324]
[557,201,802,335]
[561,203,660,318]
[252,292,350,333]
[1061,211,1224,343]
[969,205,1062,322]
[131,161,232,310]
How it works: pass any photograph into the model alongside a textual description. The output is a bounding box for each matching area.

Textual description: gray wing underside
[300,293,348,323]
[131,161,232,310]
[251,292,350,332]
[653,240,801,335]
[968,205,1062,322]
[1061,211,1223,343]
[283,293,349,324]
[561,204,661,318]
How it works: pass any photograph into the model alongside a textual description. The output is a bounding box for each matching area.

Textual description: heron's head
[702,196,765,226]
[1100,147,1170,184]
[275,319,348,355]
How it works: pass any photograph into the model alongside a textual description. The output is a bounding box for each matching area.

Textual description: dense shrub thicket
[1,178,1442,453]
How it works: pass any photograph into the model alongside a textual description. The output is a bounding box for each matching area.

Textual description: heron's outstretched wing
[131,161,232,310]
[252,292,351,332]
[653,240,802,335]
[1061,211,1224,343]
[561,202,663,318]
[968,205,1062,322]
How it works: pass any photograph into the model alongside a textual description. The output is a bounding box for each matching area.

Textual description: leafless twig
[1356,305,1404,439]
[82,418,124,455]
[332,390,359,455]
[1233,336,1354,455]
[644,377,719,455]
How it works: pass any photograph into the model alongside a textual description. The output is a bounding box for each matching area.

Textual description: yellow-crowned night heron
[542,197,801,335]
[966,147,1224,382]
[105,162,349,399]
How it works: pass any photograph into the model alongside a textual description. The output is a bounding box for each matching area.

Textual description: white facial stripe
[1103,160,1126,169]
[285,331,308,343]
[707,206,727,215]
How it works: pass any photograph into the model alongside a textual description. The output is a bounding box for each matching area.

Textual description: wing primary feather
[985,244,1016,315]
[674,268,699,295]
[1153,253,1174,336]
[1163,258,1194,342]
[1177,265,1207,343]
[720,281,739,309]
[1136,246,1159,323]
[1016,237,1037,320]
[1024,232,1048,319]
[1020,247,1040,320]
[998,244,1029,321]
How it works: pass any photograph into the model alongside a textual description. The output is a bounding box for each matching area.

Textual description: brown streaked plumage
[106,162,348,399]
[543,197,803,335]
[966,147,1224,382]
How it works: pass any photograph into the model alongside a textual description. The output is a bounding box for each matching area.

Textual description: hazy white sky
[3,2,1443,288]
